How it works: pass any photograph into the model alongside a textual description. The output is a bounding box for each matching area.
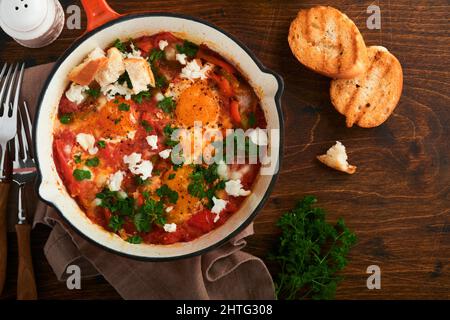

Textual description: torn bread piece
[288,6,368,79]
[95,47,126,87]
[317,141,356,174]
[330,46,403,128]
[124,58,155,94]
[68,47,108,86]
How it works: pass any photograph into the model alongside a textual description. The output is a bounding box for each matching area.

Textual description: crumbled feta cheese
[158,149,171,159]
[123,152,142,167]
[123,152,153,179]
[176,53,187,65]
[225,179,251,197]
[165,206,174,213]
[248,128,268,146]
[127,130,136,140]
[101,81,133,101]
[130,160,153,180]
[217,160,229,180]
[163,223,177,233]
[159,40,169,51]
[108,171,124,191]
[65,83,89,104]
[76,133,98,155]
[93,198,102,206]
[155,92,165,101]
[129,113,137,124]
[146,135,158,150]
[180,60,212,80]
[125,43,142,59]
[211,196,228,223]
[64,145,72,156]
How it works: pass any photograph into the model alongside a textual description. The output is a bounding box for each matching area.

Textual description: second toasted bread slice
[288,6,368,79]
[330,46,403,128]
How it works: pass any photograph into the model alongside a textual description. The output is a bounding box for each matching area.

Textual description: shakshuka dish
[53,32,267,245]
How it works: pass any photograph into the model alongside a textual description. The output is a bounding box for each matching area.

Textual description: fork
[0,62,24,295]
[11,101,38,300]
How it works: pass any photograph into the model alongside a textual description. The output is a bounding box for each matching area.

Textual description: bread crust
[330,46,403,128]
[288,6,368,79]
[68,57,108,86]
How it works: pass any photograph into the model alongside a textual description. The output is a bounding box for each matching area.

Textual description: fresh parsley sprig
[269,196,357,300]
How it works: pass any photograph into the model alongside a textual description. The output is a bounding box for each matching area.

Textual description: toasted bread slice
[69,47,108,86]
[95,47,126,87]
[288,6,368,79]
[330,46,403,128]
[317,141,356,174]
[124,58,156,94]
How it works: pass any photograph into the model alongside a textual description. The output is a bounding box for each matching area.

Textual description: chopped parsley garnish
[151,65,167,89]
[148,49,165,63]
[248,112,256,127]
[134,198,165,232]
[163,124,179,147]
[113,38,127,53]
[156,184,179,204]
[141,120,153,132]
[118,71,133,89]
[86,87,100,98]
[157,96,176,113]
[96,189,134,216]
[74,154,82,164]
[114,117,122,125]
[187,164,223,207]
[135,175,149,186]
[60,114,72,124]
[132,91,151,104]
[72,169,91,181]
[85,157,100,167]
[118,102,130,111]
[269,196,357,300]
[97,140,106,149]
[126,235,142,244]
[176,40,199,58]
[108,215,124,232]
[168,173,176,180]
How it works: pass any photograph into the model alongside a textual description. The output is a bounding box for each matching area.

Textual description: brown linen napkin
[23,63,275,300]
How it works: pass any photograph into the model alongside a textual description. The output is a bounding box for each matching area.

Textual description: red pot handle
[81,0,122,32]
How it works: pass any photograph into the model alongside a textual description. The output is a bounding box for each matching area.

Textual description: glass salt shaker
[0,0,65,48]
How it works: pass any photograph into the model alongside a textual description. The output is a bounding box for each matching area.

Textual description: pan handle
[80,0,122,32]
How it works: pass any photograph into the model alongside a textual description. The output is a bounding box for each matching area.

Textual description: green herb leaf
[85,157,100,167]
[96,188,134,216]
[97,140,106,149]
[108,215,124,232]
[118,72,133,89]
[132,91,151,104]
[74,154,82,164]
[86,87,100,98]
[268,196,357,300]
[73,169,91,181]
[157,96,176,113]
[176,40,199,58]
[168,173,176,180]
[113,39,127,53]
[60,114,72,124]
[148,49,165,63]
[248,112,256,127]
[126,235,142,244]
[118,102,130,111]
[141,120,153,132]
[156,184,179,204]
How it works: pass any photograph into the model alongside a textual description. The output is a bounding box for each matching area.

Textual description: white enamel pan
[34,0,284,260]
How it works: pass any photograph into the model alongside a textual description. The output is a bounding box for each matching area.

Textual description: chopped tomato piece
[197,47,236,74]
[187,209,215,234]
[59,96,80,114]
[153,32,180,47]
[134,36,153,55]
[230,100,241,124]
[209,73,234,97]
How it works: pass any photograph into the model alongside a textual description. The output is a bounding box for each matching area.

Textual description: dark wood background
[0,0,448,299]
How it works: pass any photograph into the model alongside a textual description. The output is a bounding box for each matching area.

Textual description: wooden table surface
[0,0,448,300]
